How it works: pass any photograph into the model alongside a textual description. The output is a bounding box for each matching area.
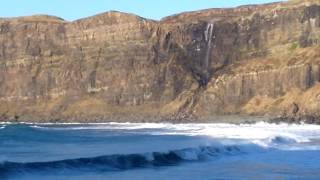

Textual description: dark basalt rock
[270,115,320,125]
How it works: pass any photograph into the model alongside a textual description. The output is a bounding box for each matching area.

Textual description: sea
[0,122,320,180]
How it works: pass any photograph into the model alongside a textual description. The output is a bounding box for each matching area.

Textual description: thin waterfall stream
[203,23,214,85]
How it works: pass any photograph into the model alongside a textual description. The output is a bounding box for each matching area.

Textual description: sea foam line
[4,121,320,149]
[29,122,320,146]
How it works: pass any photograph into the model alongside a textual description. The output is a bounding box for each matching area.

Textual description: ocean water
[0,122,320,180]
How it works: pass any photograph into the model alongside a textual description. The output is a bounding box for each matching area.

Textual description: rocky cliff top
[162,2,282,23]
[0,15,66,23]
[1,0,316,24]
[72,11,154,26]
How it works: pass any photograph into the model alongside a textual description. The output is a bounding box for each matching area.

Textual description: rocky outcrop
[0,0,319,122]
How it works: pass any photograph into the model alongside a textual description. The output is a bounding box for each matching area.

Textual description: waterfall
[203,23,214,84]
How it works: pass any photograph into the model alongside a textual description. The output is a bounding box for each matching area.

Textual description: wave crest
[0,145,243,177]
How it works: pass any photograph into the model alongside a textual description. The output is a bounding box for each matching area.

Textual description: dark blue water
[1,122,320,180]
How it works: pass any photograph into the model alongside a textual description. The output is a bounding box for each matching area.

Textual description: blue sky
[1,0,280,21]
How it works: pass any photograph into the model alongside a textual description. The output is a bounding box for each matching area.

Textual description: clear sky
[1,0,281,21]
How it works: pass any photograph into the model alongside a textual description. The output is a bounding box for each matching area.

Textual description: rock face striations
[0,0,319,122]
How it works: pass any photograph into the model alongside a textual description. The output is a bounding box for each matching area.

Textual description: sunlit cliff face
[0,1,319,122]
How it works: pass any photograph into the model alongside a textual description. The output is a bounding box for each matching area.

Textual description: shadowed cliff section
[0,0,319,123]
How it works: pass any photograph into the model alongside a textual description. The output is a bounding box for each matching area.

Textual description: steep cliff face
[0,0,319,122]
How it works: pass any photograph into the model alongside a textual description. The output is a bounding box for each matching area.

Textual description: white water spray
[203,23,214,83]
[204,23,214,69]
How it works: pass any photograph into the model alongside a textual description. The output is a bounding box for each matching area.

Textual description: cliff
[0,0,319,123]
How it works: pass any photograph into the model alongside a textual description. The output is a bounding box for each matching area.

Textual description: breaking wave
[29,122,320,144]
[0,145,244,178]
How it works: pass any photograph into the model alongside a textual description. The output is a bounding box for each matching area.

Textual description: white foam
[28,122,320,150]
[30,122,320,137]
[0,122,14,125]
[175,148,201,160]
